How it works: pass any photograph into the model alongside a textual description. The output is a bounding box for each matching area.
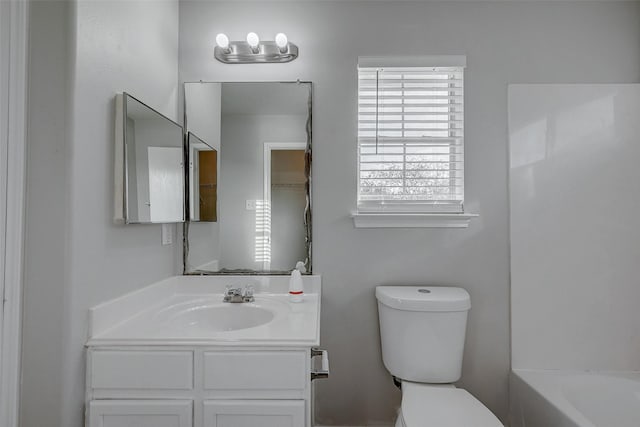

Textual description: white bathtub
[510,369,640,427]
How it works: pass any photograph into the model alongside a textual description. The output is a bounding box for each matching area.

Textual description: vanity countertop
[87,275,321,347]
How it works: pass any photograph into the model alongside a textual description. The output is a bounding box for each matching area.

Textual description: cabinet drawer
[203,400,304,427]
[90,350,193,390]
[203,350,306,392]
[88,400,192,427]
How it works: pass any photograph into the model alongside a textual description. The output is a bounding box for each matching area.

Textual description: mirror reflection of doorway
[198,150,217,221]
[262,143,307,271]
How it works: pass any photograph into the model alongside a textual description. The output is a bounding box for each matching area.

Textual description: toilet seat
[398,382,503,427]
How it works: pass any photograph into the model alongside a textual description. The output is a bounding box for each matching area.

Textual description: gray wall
[179,1,640,424]
[509,84,640,372]
[22,1,180,427]
[21,3,71,426]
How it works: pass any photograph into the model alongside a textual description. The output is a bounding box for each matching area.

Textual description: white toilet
[376,286,503,427]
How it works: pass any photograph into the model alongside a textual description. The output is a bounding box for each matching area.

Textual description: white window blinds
[357,61,465,213]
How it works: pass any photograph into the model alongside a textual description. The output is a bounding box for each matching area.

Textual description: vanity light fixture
[214,32,298,64]
[215,33,230,53]
[246,32,260,53]
[275,33,288,53]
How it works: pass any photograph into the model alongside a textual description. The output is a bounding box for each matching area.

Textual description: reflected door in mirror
[188,131,218,222]
[266,147,307,271]
[148,147,184,222]
[199,150,217,221]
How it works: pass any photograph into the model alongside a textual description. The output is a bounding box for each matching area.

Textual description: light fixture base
[214,41,298,64]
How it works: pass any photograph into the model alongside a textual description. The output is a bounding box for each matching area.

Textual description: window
[357,57,466,215]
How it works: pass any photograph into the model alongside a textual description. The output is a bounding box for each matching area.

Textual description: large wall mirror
[114,93,185,224]
[184,82,312,274]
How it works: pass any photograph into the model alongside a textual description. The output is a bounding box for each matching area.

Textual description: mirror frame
[182,81,313,275]
[114,92,185,224]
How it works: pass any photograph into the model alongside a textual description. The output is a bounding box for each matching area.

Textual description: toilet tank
[376,286,471,383]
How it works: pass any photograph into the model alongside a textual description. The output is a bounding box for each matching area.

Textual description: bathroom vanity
[85,275,323,427]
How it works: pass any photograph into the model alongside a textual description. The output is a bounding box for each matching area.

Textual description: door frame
[0,1,29,426]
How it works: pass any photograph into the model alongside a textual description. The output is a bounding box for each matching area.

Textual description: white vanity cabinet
[85,347,314,427]
[85,275,323,427]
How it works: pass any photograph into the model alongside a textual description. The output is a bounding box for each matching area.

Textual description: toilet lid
[401,383,503,427]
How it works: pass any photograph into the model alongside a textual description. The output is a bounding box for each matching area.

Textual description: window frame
[352,56,477,228]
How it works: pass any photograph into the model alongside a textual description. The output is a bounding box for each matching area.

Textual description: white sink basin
[156,299,275,333]
[156,300,275,332]
[87,276,321,346]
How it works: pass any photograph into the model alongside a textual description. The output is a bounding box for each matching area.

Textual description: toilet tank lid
[376,286,470,312]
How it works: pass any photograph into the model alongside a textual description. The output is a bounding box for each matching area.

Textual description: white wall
[179,1,640,424]
[22,1,180,427]
[509,84,640,371]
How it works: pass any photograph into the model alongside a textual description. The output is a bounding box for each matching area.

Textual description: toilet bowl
[395,382,502,427]
[376,286,503,427]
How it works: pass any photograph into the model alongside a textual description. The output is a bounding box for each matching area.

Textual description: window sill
[351,212,479,229]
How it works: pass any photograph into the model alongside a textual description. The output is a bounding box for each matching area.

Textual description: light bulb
[215,33,230,50]
[275,33,288,52]
[246,32,260,52]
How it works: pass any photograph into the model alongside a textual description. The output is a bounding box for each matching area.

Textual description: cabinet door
[203,400,304,427]
[88,400,192,427]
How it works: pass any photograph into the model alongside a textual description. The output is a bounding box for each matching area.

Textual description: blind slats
[357,65,464,213]
[359,95,462,101]
[359,71,463,77]
[358,119,462,125]
[359,78,462,83]
[359,138,463,142]
[359,88,463,94]
[359,103,462,109]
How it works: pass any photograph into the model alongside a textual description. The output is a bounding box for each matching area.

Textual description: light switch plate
[246,200,257,210]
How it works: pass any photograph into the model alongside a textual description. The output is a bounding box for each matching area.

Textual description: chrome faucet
[223,284,255,303]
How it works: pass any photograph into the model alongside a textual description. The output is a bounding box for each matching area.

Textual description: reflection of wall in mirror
[125,118,139,219]
[184,83,222,270]
[220,114,306,270]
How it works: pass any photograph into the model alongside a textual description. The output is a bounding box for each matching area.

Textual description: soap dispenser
[289,264,305,302]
